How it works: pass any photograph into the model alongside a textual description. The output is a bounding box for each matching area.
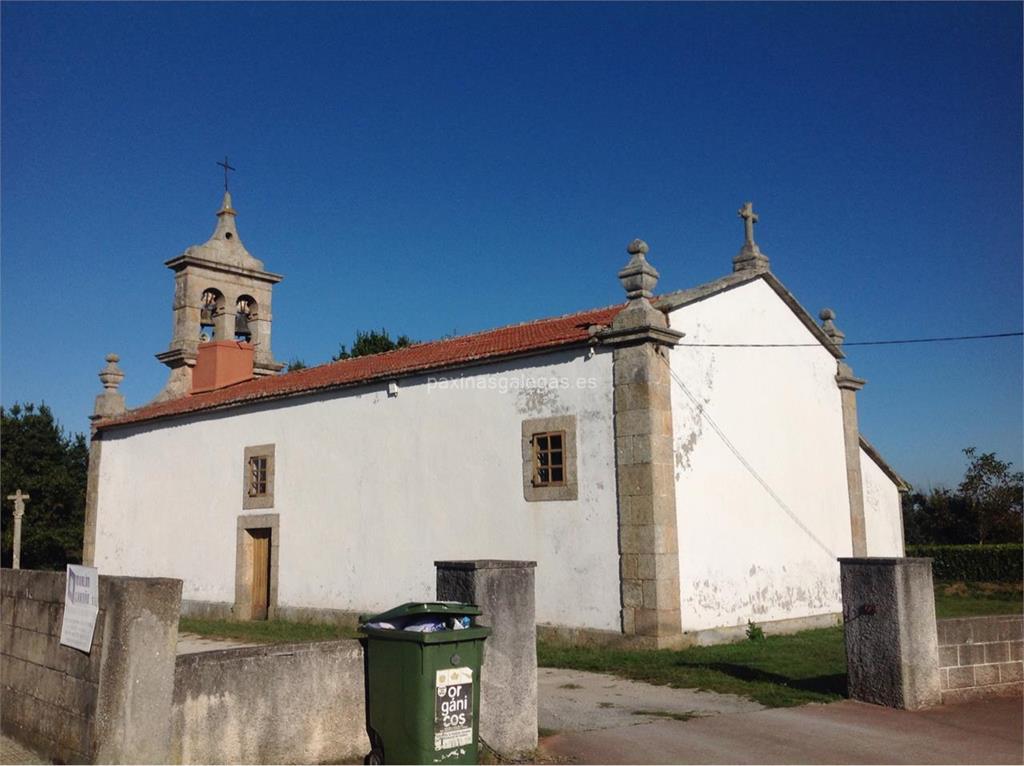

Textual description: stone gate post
[435,560,537,758]
[838,557,942,709]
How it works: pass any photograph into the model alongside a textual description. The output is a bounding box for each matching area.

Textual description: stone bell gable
[154,191,283,401]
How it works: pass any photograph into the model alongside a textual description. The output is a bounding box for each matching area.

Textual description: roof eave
[860,435,911,492]
[93,337,599,433]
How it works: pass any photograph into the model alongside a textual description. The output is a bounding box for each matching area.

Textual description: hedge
[906,544,1023,582]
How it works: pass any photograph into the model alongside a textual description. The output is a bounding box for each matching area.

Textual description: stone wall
[937,615,1023,703]
[1,568,181,764]
[95,347,622,634]
[172,640,369,765]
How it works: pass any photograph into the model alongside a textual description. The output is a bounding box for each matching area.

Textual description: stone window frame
[234,513,280,620]
[242,444,275,510]
[522,415,578,502]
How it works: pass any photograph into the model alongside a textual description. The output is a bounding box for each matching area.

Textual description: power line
[675,331,1023,348]
[659,355,837,561]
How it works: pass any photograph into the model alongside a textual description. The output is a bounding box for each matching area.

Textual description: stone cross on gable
[732,200,770,273]
[7,489,30,570]
[738,201,758,245]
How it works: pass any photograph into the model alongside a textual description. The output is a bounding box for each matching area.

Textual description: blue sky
[2,2,1021,490]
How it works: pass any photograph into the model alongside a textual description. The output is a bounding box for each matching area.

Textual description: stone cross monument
[7,489,30,569]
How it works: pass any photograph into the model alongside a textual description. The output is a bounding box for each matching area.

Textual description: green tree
[1,403,88,569]
[902,488,973,545]
[901,447,1023,545]
[332,329,413,361]
[285,358,307,372]
[958,447,1023,544]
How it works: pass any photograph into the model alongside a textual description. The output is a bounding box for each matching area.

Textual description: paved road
[540,667,762,732]
[542,692,1024,764]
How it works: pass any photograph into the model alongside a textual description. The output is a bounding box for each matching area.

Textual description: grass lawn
[179,616,358,643]
[539,581,1023,708]
[539,626,847,708]
[933,581,1023,618]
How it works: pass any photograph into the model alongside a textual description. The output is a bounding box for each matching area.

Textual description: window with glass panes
[248,455,269,497]
[532,431,566,486]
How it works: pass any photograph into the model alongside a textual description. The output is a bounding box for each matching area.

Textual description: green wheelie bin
[359,602,491,765]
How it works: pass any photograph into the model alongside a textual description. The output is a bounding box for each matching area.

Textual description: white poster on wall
[59,564,99,653]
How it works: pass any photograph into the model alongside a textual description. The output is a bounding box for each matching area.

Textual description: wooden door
[250,529,271,620]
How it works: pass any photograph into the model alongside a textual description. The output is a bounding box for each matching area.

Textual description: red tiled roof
[96,303,624,430]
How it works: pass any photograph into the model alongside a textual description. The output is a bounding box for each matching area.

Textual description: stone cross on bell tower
[217,156,235,191]
[154,168,284,401]
[732,201,771,273]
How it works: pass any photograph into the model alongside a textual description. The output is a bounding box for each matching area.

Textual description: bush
[906,544,1023,582]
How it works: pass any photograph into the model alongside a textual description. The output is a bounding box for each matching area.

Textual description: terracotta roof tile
[96,303,623,430]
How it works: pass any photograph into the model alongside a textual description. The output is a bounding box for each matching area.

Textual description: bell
[234,312,251,338]
[200,307,213,324]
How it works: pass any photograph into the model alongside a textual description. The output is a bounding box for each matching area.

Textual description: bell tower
[154,189,283,401]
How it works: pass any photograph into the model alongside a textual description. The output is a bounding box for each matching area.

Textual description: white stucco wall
[861,447,905,556]
[667,279,855,632]
[94,347,622,631]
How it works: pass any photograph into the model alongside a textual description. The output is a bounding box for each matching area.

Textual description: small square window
[522,415,578,502]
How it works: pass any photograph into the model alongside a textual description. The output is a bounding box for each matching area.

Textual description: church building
[84,189,907,647]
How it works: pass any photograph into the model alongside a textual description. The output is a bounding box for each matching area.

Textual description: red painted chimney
[191,341,254,393]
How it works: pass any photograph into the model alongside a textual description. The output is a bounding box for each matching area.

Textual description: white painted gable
[667,278,854,633]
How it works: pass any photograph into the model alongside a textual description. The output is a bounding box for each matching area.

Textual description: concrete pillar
[435,560,537,759]
[838,557,942,710]
[93,576,182,764]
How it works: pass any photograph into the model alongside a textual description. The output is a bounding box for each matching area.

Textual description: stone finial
[732,201,770,273]
[92,353,126,421]
[819,308,846,346]
[211,190,241,243]
[604,238,683,344]
[99,353,125,390]
[618,239,660,301]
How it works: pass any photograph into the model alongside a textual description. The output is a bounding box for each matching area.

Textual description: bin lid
[358,600,482,625]
[360,624,491,644]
